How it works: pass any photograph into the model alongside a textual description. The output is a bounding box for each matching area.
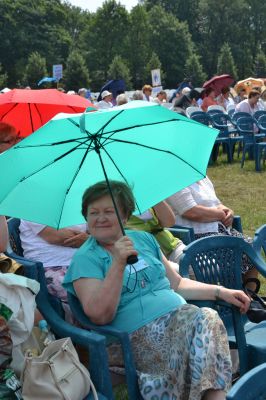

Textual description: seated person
[0,122,18,154]
[173,88,201,111]
[0,215,8,252]
[235,89,261,115]
[19,220,88,319]
[166,177,258,287]
[126,201,185,268]
[201,87,218,112]
[63,180,250,400]
[216,87,235,110]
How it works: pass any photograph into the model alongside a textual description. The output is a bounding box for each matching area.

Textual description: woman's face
[86,195,126,245]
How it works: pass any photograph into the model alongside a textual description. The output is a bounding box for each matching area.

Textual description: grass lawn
[115,152,266,399]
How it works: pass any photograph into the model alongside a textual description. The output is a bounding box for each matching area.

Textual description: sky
[67,0,139,12]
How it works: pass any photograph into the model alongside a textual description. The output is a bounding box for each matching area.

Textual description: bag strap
[59,342,99,400]
[243,277,261,294]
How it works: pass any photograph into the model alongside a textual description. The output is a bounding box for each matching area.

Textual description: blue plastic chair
[253,110,266,125]
[231,111,251,126]
[68,293,142,400]
[210,113,243,162]
[236,116,264,169]
[253,224,266,258]
[226,363,266,399]
[179,235,266,376]
[190,111,211,126]
[6,218,113,399]
[168,226,195,244]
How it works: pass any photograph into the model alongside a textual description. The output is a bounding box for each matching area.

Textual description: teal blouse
[63,230,186,333]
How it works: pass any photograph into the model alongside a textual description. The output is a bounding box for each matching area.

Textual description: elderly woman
[166,177,258,287]
[63,181,250,400]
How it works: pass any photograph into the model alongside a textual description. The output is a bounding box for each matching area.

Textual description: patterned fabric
[108,304,232,400]
[45,266,74,323]
[194,223,254,273]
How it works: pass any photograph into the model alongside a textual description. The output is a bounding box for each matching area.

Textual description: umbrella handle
[127,255,138,265]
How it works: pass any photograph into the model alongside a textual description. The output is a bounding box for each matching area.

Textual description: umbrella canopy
[234,77,264,95]
[203,74,234,96]
[0,89,95,138]
[0,102,218,229]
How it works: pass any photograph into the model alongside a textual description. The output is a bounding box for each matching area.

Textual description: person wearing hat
[142,84,153,102]
[98,90,113,109]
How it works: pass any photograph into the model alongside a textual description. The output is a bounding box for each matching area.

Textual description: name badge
[126,258,148,273]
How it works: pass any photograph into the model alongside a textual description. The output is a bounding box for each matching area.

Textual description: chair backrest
[207,109,224,118]
[236,116,255,140]
[226,363,266,400]
[190,112,210,126]
[68,292,141,400]
[257,114,266,131]
[186,106,201,117]
[179,235,266,375]
[7,218,24,256]
[207,105,225,112]
[253,224,266,258]
[253,110,266,123]
[231,111,251,125]
[210,113,231,130]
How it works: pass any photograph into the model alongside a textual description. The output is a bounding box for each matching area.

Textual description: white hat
[101,90,112,99]
[182,87,191,95]
[0,87,11,93]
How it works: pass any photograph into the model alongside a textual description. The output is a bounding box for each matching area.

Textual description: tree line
[0,0,266,92]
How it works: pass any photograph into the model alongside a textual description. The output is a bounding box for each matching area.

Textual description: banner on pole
[151,69,161,87]
[52,65,63,81]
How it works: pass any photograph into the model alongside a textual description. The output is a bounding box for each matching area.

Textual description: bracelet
[214,285,223,300]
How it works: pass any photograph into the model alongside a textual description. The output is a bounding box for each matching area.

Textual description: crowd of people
[1,75,265,399]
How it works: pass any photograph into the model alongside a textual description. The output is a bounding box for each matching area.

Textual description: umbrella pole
[96,146,138,265]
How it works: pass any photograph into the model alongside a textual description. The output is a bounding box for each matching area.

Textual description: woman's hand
[112,236,138,269]
[219,287,250,314]
[217,205,234,227]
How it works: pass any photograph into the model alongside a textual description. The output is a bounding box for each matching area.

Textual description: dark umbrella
[203,74,234,96]
[98,80,126,102]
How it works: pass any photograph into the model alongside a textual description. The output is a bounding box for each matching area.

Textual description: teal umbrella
[0,102,218,229]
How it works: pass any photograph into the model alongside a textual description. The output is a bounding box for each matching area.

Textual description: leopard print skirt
[108,304,232,400]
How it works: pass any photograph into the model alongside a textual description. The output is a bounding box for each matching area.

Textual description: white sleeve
[20,220,46,236]
[166,188,197,216]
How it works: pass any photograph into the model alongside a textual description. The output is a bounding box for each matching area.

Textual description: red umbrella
[0,89,96,137]
[203,74,234,96]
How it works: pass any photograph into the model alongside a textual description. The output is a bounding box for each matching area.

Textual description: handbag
[243,278,266,324]
[21,337,98,400]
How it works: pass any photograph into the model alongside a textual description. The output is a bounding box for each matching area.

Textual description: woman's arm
[73,236,138,325]
[153,201,176,227]
[182,205,226,222]
[0,216,8,252]
[162,254,250,314]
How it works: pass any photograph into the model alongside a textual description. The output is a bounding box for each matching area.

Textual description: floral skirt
[108,304,232,400]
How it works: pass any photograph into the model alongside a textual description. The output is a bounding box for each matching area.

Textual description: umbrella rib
[19,139,93,182]
[28,103,34,133]
[102,137,205,177]
[100,145,142,214]
[0,103,19,121]
[33,103,43,125]
[57,140,94,227]
[96,110,124,136]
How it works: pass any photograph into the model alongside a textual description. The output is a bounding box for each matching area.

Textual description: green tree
[184,54,206,86]
[147,5,194,88]
[253,51,266,78]
[217,43,238,80]
[108,55,132,89]
[63,50,90,92]
[23,52,48,88]
[81,1,129,89]
[127,4,150,88]
[144,52,164,85]
[0,64,8,88]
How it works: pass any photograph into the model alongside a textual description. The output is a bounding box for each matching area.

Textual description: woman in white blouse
[166,177,258,284]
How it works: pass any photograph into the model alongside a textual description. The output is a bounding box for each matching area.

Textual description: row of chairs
[189,108,266,169]
[5,218,266,399]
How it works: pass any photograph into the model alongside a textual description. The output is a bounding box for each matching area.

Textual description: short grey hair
[131,90,144,100]
[116,93,128,106]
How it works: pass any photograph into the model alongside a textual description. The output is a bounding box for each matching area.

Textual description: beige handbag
[21,337,98,400]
